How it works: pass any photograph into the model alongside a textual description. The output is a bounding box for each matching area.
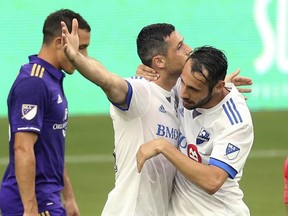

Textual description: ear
[152,55,166,68]
[214,80,225,93]
[54,37,63,50]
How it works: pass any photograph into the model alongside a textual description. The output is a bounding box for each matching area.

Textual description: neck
[203,87,230,109]
[38,44,59,69]
[151,69,179,91]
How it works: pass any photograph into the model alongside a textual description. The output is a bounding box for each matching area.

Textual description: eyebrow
[177,36,184,47]
[180,74,203,92]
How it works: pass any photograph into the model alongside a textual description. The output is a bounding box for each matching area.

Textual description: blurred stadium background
[0,0,287,215]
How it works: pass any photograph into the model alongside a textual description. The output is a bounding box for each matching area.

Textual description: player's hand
[136,139,160,172]
[225,68,253,93]
[225,68,253,99]
[61,18,79,62]
[136,64,159,81]
[64,198,81,216]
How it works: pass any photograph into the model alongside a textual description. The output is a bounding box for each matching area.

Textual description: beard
[183,91,213,110]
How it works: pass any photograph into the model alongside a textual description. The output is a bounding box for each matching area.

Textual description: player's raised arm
[61,19,128,105]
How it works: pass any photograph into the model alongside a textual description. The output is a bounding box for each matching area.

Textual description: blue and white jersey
[169,83,254,216]
[0,55,68,214]
[102,77,180,216]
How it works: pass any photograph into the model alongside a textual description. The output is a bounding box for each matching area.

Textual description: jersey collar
[29,55,66,81]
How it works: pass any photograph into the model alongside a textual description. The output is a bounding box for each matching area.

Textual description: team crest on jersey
[196,127,210,145]
[225,143,240,160]
[21,104,37,120]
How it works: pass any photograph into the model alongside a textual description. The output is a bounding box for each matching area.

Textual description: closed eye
[79,44,89,50]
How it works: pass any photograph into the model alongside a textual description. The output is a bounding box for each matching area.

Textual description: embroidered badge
[225,143,240,160]
[196,127,210,144]
[21,104,37,120]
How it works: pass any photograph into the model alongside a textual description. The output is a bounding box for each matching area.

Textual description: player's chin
[183,101,195,110]
[64,67,76,75]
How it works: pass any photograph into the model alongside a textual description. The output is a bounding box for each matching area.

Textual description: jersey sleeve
[110,77,151,120]
[209,104,254,179]
[9,77,49,134]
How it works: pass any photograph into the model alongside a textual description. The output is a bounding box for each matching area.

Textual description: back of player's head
[137,23,175,67]
[187,46,228,88]
[42,9,91,45]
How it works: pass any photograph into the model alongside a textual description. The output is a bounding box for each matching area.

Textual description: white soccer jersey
[169,83,254,216]
[101,77,179,216]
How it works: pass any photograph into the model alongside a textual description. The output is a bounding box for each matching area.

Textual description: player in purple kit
[0,9,90,216]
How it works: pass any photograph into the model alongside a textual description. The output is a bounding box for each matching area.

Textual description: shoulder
[125,76,151,93]
[12,76,48,100]
[125,76,149,85]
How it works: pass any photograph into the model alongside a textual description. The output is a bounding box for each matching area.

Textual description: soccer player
[62,19,190,216]
[62,19,252,215]
[137,46,254,215]
[0,9,91,216]
[284,156,288,215]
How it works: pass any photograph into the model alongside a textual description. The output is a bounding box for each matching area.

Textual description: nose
[180,84,188,99]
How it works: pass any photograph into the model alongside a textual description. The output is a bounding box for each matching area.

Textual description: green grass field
[0,111,287,215]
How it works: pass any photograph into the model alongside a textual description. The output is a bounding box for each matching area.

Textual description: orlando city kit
[169,83,254,216]
[101,77,179,216]
[0,55,68,214]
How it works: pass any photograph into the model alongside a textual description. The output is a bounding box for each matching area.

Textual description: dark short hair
[186,46,228,88]
[136,23,175,67]
[42,9,91,44]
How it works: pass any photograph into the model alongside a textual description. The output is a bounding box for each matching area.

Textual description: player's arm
[14,132,38,215]
[61,19,128,105]
[62,165,80,216]
[136,138,228,195]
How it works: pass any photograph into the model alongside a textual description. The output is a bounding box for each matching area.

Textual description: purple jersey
[0,55,68,214]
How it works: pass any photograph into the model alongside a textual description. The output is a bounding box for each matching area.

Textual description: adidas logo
[57,94,63,104]
[158,104,166,113]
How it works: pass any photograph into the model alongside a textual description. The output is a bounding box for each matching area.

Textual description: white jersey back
[101,77,179,216]
[169,83,254,216]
